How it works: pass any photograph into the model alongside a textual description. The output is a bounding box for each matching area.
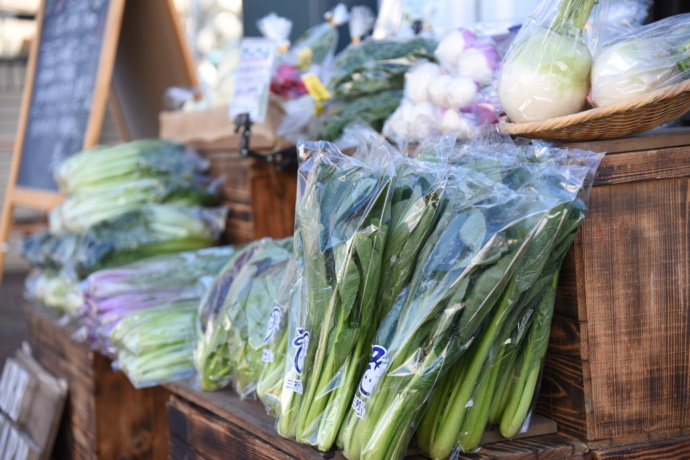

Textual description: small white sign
[229,38,277,123]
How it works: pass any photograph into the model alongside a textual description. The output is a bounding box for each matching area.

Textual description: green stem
[428,274,517,460]
[553,0,598,35]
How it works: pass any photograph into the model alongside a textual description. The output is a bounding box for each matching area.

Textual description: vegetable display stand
[166,381,586,459]
[536,128,690,458]
[159,103,297,244]
[23,301,170,459]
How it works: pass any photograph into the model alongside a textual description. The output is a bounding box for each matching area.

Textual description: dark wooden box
[202,147,297,244]
[23,302,170,459]
[536,130,690,456]
[166,382,587,460]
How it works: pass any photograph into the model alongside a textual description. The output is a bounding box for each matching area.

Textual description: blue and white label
[264,304,283,344]
[292,328,310,376]
[261,349,275,363]
[359,345,388,398]
[352,395,366,420]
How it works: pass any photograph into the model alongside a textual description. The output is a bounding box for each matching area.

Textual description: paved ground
[0,271,29,368]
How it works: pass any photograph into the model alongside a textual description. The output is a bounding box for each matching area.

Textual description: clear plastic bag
[81,246,234,356]
[226,237,293,398]
[74,204,227,278]
[416,148,601,457]
[339,141,603,460]
[602,0,651,44]
[276,138,395,451]
[498,0,610,122]
[592,13,690,107]
[195,239,269,391]
[257,255,300,416]
[54,139,207,194]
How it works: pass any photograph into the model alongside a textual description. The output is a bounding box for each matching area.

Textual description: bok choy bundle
[81,246,235,356]
[339,142,602,460]
[277,140,394,450]
[195,238,292,392]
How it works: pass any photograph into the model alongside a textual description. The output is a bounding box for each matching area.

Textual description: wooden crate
[536,130,690,452]
[166,381,587,460]
[23,302,170,459]
[202,147,297,244]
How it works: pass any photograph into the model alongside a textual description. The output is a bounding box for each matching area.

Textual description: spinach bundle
[277,140,395,451]
[226,237,293,398]
[339,145,601,460]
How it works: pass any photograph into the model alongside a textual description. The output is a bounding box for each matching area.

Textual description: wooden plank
[563,128,690,154]
[535,353,590,441]
[547,314,588,361]
[165,382,336,460]
[24,302,170,459]
[169,434,210,460]
[590,435,690,460]
[250,166,297,239]
[593,146,690,186]
[168,396,297,460]
[581,177,690,441]
[457,433,588,459]
[93,353,170,459]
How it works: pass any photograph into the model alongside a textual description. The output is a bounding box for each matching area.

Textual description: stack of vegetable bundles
[195,237,293,395]
[22,139,227,313]
[269,135,601,459]
[81,247,235,388]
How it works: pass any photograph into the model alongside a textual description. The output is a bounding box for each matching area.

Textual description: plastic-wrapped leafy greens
[81,246,235,356]
[54,176,218,233]
[22,204,226,279]
[24,269,82,314]
[315,89,403,142]
[195,239,269,391]
[111,300,199,389]
[55,139,208,194]
[339,142,602,460]
[328,37,437,98]
[227,237,293,398]
[314,36,437,143]
[73,204,226,277]
[416,146,601,458]
[257,254,300,416]
[276,139,395,451]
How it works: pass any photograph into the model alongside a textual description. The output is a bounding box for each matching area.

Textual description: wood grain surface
[24,302,170,459]
[540,143,690,447]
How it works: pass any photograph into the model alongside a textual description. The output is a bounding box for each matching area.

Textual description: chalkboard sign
[0,0,197,279]
[17,0,116,191]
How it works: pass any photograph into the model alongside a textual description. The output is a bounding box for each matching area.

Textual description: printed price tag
[301,73,331,113]
[285,378,304,395]
[229,38,277,122]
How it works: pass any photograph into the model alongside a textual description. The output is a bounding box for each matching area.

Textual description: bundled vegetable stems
[418,198,587,458]
[226,238,293,397]
[277,141,394,450]
[110,301,199,388]
[257,255,301,416]
[81,246,234,355]
[339,142,601,460]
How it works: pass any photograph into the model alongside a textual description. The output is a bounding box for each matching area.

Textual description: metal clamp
[234,113,297,170]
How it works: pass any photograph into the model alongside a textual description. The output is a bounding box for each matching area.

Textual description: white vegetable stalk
[498,0,599,122]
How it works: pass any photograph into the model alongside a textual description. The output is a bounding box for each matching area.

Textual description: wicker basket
[501,78,690,141]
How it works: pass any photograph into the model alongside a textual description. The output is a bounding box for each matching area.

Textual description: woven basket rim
[502,78,690,135]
